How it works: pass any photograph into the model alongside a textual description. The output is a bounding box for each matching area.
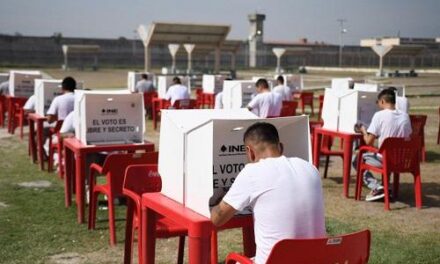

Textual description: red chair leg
[414,171,423,209]
[124,200,135,264]
[177,236,185,264]
[108,195,116,246]
[383,172,390,211]
[88,191,98,230]
[210,231,218,264]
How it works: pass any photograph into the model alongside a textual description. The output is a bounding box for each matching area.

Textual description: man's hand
[210,201,237,227]
[46,114,56,124]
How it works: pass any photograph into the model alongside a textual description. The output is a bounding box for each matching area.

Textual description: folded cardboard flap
[202,74,224,94]
[331,78,353,90]
[222,80,257,109]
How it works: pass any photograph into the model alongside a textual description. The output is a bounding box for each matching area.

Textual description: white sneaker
[365,187,385,202]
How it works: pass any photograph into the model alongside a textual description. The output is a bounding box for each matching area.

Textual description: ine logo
[101,108,118,115]
[220,144,246,155]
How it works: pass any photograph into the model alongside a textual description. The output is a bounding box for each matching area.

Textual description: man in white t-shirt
[214,91,223,109]
[164,77,190,106]
[46,76,76,123]
[23,95,36,112]
[134,73,155,93]
[354,88,412,201]
[211,122,326,264]
[247,79,282,118]
[272,75,291,102]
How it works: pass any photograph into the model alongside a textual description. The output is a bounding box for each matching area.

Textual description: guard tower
[248,13,265,68]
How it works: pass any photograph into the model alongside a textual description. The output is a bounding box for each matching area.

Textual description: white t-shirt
[46,92,75,120]
[396,96,409,113]
[272,85,291,102]
[135,79,155,93]
[367,108,412,147]
[214,92,223,109]
[248,91,282,118]
[60,111,74,134]
[23,95,36,111]
[164,84,190,105]
[223,156,326,264]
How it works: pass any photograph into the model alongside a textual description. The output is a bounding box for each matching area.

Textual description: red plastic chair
[202,93,215,109]
[152,98,171,130]
[299,92,314,116]
[279,101,298,117]
[173,99,197,109]
[409,115,427,162]
[225,229,371,264]
[48,120,64,177]
[88,151,157,245]
[318,94,324,121]
[0,95,7,127]
[123,164,187,264]
[355,137,422,210]
[437,107,440,144]
[195,87,203,108]
[143,91,157,119]
[309,120,323,152]
[8,97,27,136]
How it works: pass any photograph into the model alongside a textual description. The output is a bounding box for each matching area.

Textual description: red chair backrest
[265,230,370,264]
[101,151,159,197]
[409,114,427,138]
[300,92,314,104]
[143,91,158,108]
[280,101,298,117]
[123,164,162,197]
[379,137,421,173]
[174,99,197,109]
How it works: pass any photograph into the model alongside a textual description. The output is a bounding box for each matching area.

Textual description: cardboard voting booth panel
[322,88,379,133]
[157,76,190,99]
[222,80,257,109]
[202,75,224,94]
[378,84,405,97]
[8,71,42,98]
[159,109,312,217]
[73,89,134,144]
[331,78,353,90]
[34,80,84,116]
[274,74,303,90]
[353,83,378,92]
[127,71,156,92]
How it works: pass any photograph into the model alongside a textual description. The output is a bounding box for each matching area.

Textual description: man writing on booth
[353,88,412,201]
[46,76,76,123]
[211,122,326,264]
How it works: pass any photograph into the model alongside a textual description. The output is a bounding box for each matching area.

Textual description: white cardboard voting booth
[274,74,303,90]
[159,109,312,217]
[157,76,190,99]
[8,70,42,98]
[0,73,8,83]
[331,78,353,90]
[74,90,143,145]
[34,80,84,116]
[322,88,379,133]
[202,75,224,94]
[354,83,405,97]
[222,80,257,109]
[127,71,156,92]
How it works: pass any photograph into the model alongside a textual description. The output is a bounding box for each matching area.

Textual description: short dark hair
[173,76,181,84]
[378,88,396,104]
[255,78,269,89]
[141,73,148,79]
[277,75,284,84]
[243,122,280,146]
[61,77,76,92]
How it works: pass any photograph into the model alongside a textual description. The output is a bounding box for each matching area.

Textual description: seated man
[353,88,412,201]
[247,78,282,118]
[272,75,291,101]
[46,77,76,123]
[23,94,36,113]
[211,122,326,264]
[164,76,190,106]
[134,73,155,93]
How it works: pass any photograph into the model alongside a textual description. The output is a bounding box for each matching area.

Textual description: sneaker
[363,171,382,190]
[365,187,385,202]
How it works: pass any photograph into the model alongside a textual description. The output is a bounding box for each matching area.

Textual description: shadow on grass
[426,150,440,162]
[396,181,440,208]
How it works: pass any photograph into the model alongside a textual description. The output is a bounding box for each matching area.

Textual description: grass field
[0,69,439,263]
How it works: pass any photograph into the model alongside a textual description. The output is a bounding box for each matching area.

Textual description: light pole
[337,19,347,67]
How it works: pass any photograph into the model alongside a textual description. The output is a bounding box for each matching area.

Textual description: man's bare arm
[46,114,56,124]
[210,201,237,227]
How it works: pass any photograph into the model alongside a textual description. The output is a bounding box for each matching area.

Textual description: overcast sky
[0,0,439,45]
